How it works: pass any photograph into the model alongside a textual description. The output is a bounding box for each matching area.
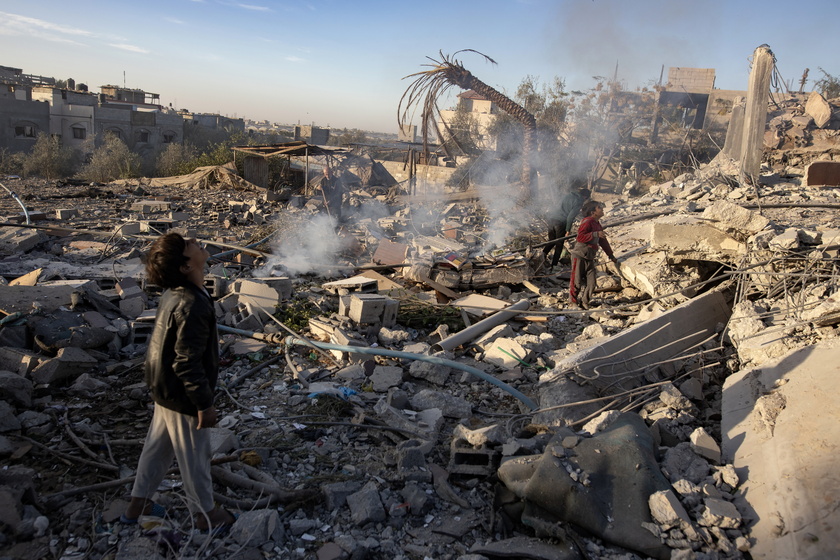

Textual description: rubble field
[1,138,840,560]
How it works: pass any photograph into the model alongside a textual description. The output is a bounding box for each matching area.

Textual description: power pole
[799,68,809,93]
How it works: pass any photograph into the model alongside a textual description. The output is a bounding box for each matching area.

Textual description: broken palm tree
[399,50,537,199]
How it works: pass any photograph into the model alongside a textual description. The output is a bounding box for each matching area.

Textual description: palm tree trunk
[443,67,537,197]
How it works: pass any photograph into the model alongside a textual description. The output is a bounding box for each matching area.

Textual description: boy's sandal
[119,502,166,524]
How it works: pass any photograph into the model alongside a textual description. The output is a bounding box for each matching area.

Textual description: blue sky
[1,0,837,133]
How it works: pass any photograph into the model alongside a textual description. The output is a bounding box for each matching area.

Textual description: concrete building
[0,67,189,157]
[659,67,717,129]
[31,86,97,153]
[438,90,500,151]
[0,80,50,154]
[0,66,52,154]
[398,124,417,143]
[181,111,245,133]
[95,86,184,157]
[294,125,330,145]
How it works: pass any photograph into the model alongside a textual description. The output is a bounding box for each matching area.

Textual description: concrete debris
[2,96,840,559]
[229,509,285,548]
[804,91,832,129]
[722,341,840,560]
[690,426,722,464]
[498,414,673,559]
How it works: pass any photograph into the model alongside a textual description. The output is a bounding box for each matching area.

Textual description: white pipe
[431,299,530,353]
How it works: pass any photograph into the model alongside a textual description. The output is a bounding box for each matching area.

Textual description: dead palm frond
[398,50,537,195]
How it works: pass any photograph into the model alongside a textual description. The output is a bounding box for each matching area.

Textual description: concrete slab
[701,200,771,235]
[616,252,665,298]
[651,222,746,259]
[483,337,531,369]
[0,259,145,282]
[0,227,46,256]
[721,341,840,560]
[321,275,378,295]
[0,281,94,315]
[451,294,509,318]
[540,290,731,394]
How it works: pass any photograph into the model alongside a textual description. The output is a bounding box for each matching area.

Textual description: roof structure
[231,141,350,159]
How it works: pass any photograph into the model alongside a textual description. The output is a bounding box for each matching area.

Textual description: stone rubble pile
[0,123,839,559]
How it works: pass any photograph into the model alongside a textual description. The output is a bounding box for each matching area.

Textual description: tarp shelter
[111,163,259,191]
[232,141,350,189]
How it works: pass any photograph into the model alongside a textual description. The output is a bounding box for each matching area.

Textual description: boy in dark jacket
[121,232,235,532]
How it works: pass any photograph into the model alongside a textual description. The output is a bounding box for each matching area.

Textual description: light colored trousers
[131,404,214,514]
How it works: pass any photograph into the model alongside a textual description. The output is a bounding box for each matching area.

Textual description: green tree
[815,67,840,100]
[78,133,141,182]
[565,76,657,185]
[155,142,199,177]
[21,133,77,180]
[0,148,25,176]
[487,75,570,159]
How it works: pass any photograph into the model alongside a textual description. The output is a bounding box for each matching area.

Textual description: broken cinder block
[116,278,146,301]
[55,209,80,220]
[130,200,171,213]
[0,227,46,256]
[448,437,500,477]
[139,219,174,233]
[234,278,291,318]
[348,293,399,325]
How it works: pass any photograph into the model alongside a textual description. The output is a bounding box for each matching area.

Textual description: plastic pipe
[283,336,537,410]
[430,299,531,353]
[218,325,286,344]
[0,181,30,225]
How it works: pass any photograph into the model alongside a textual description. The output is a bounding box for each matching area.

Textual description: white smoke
[254,212,345,278]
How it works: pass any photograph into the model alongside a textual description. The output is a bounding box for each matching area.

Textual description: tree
[815,67,840,100]
[0,148,25,176]
[400,50,537,195]
[487,75,570,161]
[155,142,199,177]
[78,133,141,182]
[21,133,77,180]
[565,76,657,186]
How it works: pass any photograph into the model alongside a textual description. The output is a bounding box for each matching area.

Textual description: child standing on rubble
[569,200,618,309]
[121,232,236,533]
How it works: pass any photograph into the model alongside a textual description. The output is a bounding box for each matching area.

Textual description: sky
[1,0,838,133]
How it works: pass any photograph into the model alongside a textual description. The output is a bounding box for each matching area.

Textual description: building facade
[438,90,500,151]
[0,67,236,157]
